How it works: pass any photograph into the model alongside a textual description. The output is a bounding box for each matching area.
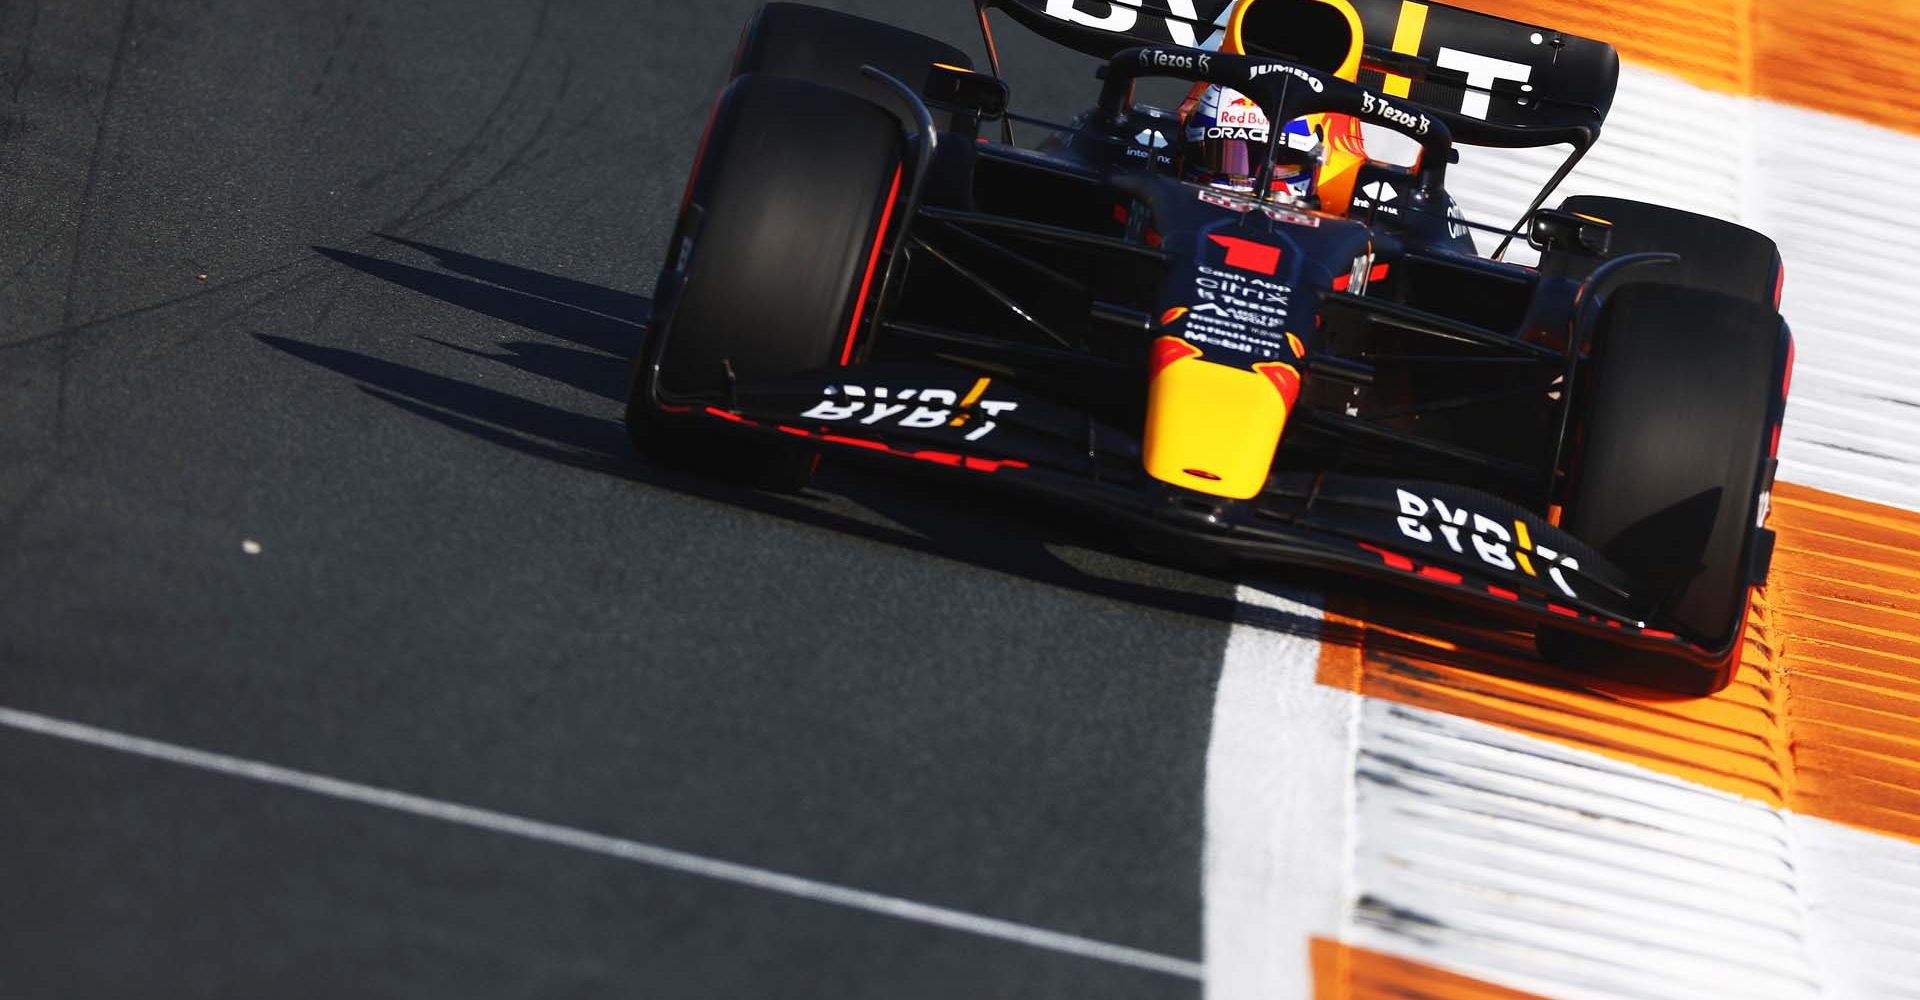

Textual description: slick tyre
[732,2,972,125]
[630,74,904,492]
[1540,283,1790,694]
[1542,196,1784,307]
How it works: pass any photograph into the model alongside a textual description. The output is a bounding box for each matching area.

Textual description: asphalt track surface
[0,2,1277,995]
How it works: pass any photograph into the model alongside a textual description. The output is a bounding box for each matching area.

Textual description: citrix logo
[1395,489,1580,598]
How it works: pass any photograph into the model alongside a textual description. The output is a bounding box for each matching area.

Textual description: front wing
[646,361,1743,678]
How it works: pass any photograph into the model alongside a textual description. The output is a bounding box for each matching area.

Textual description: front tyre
[1540,282,1791,694]
[632,74,906,491]
[732,2,972,114]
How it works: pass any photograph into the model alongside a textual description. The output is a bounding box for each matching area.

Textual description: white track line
[1203,584,1357,1000]
[0,705,1202,982]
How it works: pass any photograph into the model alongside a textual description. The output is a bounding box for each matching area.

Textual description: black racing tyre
[631,74,904,491]
[1541,196,1784,307]
[732,3,972,125]
[1539,283,1790,693]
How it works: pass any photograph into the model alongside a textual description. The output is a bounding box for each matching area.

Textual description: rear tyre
[732,3,972,124]
[1542,196,1783,307]
[1539,282,1790,694]
[631,74,905,491]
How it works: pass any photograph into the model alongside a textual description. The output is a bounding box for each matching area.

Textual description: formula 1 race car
[628,0,1794,694]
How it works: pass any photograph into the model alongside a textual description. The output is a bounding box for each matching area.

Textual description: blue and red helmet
[1182,85,1321,199]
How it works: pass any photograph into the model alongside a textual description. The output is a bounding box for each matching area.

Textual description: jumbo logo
[1247,61,1325,93]
[1395,489,1580,599]
[800,381,1018,442]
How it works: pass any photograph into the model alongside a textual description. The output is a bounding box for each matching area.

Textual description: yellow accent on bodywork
[1144,342,1292,500]
[1219,0,1369,214]
[950,377,992,427]
[1313,113,1367,216]
[1383,2,1429,98]
[1225,0,1366,81]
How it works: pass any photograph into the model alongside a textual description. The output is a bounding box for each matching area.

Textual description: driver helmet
[1182,85,1321,200]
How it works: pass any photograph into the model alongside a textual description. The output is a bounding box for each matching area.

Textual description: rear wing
[979,0,1619,148]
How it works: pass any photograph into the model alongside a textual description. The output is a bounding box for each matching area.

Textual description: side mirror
[922,63,1009,119]
[1530,208,1613,257]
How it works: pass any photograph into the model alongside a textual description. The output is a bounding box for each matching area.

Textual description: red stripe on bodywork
[839,165,905,367]
[1358,543,1415,572]
[1256,362,1302,405]
[1771,336,1796,457]
[732,415,1028,475]
[680,95,725,215]
[820,433,890,452]
[1207,234,1283,275]
[1149,336,1202,378]
[964,456,1030,473]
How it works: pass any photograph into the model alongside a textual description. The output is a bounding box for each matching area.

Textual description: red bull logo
[1216,88,1267,129]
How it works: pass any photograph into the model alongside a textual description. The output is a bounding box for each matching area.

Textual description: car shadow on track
[264,237,1341,646]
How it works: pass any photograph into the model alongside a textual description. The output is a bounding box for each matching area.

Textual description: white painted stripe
[1443,63,1920,512]
[1200,56,1920,1000]
[1202,583,1357,999]
[0,705,1203,982]
[1794,814,1920,1000]
[1348,702,1820,1000]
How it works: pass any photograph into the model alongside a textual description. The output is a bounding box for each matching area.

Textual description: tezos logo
[1360,92,1431,136]
[1138,48,1212,73]
[801,384,1017,443]
[1394,489,1580,598]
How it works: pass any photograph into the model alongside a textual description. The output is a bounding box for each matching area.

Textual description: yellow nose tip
[1143,338,1299,500]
